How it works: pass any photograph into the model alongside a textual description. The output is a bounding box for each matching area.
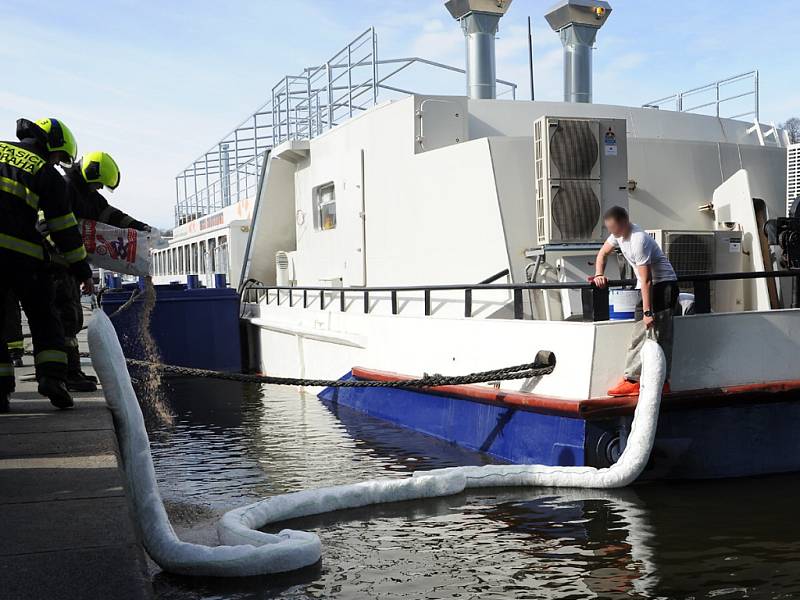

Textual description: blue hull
[102,284,242,372]
[319,376,800,480]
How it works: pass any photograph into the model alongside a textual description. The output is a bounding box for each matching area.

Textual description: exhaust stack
[545,0,612,103]
[445,0,513,100]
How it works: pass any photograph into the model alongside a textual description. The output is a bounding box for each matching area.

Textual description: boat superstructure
[172,0,799,479]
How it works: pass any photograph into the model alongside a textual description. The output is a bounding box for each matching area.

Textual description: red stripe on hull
[350,367,800,420]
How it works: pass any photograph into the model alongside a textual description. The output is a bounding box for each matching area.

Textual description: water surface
[147,379,800,599]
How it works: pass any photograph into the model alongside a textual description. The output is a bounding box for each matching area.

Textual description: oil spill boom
[88,309,666,577]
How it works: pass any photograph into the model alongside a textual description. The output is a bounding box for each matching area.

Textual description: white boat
[173,0,800,479]
[151,198,253,288]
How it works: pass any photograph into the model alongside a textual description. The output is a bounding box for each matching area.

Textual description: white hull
[247,301,800,399]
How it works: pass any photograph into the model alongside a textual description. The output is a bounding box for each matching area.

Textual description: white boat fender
[88,309,665,577]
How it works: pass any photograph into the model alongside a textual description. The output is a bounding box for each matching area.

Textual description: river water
[146,379,800,600]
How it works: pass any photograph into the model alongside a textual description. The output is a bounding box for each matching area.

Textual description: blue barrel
[214,273,228,289]
[609,289,640,320]
[106,274,122,289]
[101,284,242,372]
[186,274,201,289]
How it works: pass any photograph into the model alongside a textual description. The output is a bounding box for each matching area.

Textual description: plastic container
[609,288,640,320]
[101,284,242,372]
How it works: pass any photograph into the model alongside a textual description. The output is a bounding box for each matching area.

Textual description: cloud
[3,0,796,229]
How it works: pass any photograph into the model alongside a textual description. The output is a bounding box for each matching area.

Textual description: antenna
[527,16,535,101]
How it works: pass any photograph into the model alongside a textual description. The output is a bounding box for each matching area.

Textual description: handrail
[477,269,511,285]
[174,28,518,226]
[642,70,759,121]
[242,270,800,322]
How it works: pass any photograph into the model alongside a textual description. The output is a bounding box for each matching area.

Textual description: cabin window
[217,235,229,274]
[190,244,198,273]
[313,182,336,231]
[208,238,217,273]
[199,241,207,273]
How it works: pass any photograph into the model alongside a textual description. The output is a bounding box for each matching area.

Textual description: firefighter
[54,151,151,391]
[0,118,93,412]
[65,152,150,231]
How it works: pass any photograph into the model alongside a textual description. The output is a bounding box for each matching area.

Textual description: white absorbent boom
[88,309,666,577]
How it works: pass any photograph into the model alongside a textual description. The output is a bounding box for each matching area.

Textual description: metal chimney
[445,0,513,100]
[545,0,612,103]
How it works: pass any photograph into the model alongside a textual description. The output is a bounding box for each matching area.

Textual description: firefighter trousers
[51,265,84,375]
[0,253,68,394]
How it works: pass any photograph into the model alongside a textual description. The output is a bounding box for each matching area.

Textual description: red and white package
[80,219,154,277]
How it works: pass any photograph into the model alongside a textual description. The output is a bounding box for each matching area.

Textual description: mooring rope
[119,353,556,388]
[106,288,143,319]
[29,348,554,388]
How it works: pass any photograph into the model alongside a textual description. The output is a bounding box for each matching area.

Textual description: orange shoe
[608,379,640,397]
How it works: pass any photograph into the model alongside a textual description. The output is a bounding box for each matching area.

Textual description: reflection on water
[147,379,800,599]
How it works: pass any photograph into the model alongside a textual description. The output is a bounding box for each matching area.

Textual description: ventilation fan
[549,120,599,179]
[664,233,714,292]
[551,180,601,240]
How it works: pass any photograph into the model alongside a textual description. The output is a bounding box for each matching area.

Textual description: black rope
[77,350,557,389]
[107,288,142,319]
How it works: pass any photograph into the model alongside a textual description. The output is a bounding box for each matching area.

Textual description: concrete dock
[0,323,153,599]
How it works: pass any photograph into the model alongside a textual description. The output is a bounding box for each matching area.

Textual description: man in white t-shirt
[593,206,678,396]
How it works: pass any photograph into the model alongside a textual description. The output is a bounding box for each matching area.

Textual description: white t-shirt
[606,224,677,288]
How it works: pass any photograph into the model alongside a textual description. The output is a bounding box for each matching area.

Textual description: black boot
[38,377,74,409]
[66,346,97,391]
[0,393,9,413]
[66,373,97,393]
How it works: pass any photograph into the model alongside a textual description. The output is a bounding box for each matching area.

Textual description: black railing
[241,270,800,322]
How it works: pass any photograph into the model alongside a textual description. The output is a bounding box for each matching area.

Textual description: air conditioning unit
[275,251,295,287]
[647,230,744,312]
[534,116,628,246]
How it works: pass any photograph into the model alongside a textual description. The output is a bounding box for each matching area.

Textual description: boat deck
[0,319,152,599]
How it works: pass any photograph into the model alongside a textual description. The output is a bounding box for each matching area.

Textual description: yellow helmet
[79,151,121,190]
[33,118,78,163]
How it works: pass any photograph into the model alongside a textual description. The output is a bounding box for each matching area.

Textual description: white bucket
[609,288,640,320]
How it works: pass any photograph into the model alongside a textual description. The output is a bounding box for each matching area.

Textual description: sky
[1,0,797,229]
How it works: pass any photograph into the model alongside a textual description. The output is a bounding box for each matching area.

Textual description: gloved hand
[69,259,93,286]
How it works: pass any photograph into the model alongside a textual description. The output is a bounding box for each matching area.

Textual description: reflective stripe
[0,363,13,377]
[0,175,39,209]
[7,340,24,350]
[47,212,78,232]
[62,245,88,264]
[0,233,44,260]
[35,350,67,365]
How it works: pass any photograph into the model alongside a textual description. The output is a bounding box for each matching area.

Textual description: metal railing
[241,270,800,322]
[174,28,517,226]
[643,70,759,121]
